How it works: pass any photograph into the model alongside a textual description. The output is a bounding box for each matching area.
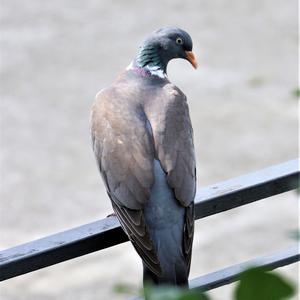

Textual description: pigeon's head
[135,27,197,74]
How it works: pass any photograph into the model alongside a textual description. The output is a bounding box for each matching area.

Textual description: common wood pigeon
[91,27,197,287]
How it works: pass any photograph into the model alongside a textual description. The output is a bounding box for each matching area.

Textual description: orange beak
[185,51,198,69]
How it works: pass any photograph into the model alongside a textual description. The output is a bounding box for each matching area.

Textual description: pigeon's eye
[176,37,183,45]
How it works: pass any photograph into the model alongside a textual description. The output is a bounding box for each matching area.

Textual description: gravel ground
[0,0,298,299]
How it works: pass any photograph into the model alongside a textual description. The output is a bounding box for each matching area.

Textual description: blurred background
[0,0,298,299]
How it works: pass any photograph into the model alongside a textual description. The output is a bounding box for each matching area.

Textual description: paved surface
[0,0,298,299]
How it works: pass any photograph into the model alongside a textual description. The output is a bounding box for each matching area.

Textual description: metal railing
[0,159,299,292]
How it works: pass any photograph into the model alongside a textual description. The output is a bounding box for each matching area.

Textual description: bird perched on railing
[91,27,197,287]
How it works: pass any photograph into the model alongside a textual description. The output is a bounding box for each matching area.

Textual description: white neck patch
[145,65,166,79]
[126,62,134,70]
[126,62,167,79]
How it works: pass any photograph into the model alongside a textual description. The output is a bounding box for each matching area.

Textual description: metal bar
[189,245,299,291]
[0,159,298,281]
[0,218,127,281]
[195,159,299,218]
[131,246,299,299]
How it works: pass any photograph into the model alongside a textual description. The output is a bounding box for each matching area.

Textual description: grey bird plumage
[91,27,197,286]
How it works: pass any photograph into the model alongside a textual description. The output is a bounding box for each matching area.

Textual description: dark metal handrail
[0,159,299,285]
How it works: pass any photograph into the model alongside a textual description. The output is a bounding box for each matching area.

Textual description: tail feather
[143,159,189,287]
[143,264,188,287]
[142,226,189,287]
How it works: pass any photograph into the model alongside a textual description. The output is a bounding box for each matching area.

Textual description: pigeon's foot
[106,212,116,218]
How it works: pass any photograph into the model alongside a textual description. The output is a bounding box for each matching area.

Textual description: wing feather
[145,83,196,207]
[91,87,162,276]
[111,201,162,275]
[184,203,195,272]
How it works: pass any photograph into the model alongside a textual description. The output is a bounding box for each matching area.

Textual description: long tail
[143,264,188,287]
[143,159,189,287]
[142,222,189,287]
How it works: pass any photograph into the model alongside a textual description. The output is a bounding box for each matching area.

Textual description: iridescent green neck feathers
[135,45,166,74]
